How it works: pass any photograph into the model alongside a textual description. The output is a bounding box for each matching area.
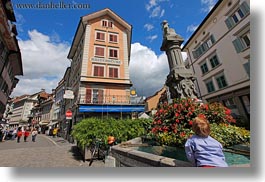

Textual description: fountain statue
[160,20,198,99]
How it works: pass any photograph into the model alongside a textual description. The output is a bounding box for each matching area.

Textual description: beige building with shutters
[182,0,250,128]
[67,8,144,125]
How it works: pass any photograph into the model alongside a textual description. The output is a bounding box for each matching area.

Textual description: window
[225,1,250,29]
[95,31,105,41]
[205,80,215,93]
[209,55,220,68]
[109,67,119,78]
[232,32,250,53]
[94,46,105,57]
[192,35,215,59]
[92,89,103,104]
[109,48,118,59]
[109,33,118,43]
[216,74,228,89]
[93,65,104,77]
[242,33,250,47]
[102,19,114,28]
[102,20,108,27]
[200,62,209,74]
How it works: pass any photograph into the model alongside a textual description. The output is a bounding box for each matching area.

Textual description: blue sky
[11,0,219,97]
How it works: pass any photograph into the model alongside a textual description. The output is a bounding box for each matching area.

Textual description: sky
[10,0,219,98]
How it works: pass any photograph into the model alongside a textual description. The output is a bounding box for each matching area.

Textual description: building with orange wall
[67,8,144,123]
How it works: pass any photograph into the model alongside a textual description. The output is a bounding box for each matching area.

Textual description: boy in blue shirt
[185,115,228,167]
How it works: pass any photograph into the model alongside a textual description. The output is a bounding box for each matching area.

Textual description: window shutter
[243,62,250,77]
[94,66,98,76]
[85,89,92,103]
[225,17,234,29]
[232,38,245,53]
[114,68,118,78]
[210,35,216,44]
[100,67,104,76]
[240,1,250,16]
[192,50,198,59]
[109,68,113,77]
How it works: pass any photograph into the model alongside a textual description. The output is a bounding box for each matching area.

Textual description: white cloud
[146,35,158,42]
[144,23,154,31]
[129,43,169,97]
[129,43,189,97]
[201,0,217,12]
[146,0,168,18]
[12,31,188,99]
[146,0,158,11]
[186,24,199,33]
[11,29,70,97]
[150,6,161,18]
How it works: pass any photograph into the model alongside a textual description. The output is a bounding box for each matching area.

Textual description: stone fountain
[160,20,198,100]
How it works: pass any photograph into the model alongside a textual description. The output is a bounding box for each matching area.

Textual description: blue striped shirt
[185,135,228,167]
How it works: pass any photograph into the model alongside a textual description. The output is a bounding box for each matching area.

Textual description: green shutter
[240,1,250,16]
[225,17,234,29]
[243,62,250,77]
[232,38,245,53]
[210,35,216,44]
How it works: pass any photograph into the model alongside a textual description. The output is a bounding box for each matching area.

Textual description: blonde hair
[192,117,210,137]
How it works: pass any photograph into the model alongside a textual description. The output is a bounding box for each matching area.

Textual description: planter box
[77,141,92,161]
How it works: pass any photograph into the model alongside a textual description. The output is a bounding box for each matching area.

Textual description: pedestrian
[31,128,38,142]
[17,127,22,143]
[11,127,17,140]
[24,127,30,142]
[52,127,58,138]
[184,115,228,167]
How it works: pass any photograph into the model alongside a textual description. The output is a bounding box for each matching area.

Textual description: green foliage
[210,123,250,147]
[71,117,153,148]
[148,98,250,147]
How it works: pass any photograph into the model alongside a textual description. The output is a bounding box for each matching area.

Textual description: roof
[68,8,132,59]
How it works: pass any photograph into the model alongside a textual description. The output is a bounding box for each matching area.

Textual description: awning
[79,105,145,113]
[47,121,58,126]
[39,120,50,125]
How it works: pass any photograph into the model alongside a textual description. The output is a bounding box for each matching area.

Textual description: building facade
[67,8,145,128]
[0,0,23,119]
[182,0,250,128]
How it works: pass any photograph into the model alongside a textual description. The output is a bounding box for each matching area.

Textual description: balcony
[79,94,131,105]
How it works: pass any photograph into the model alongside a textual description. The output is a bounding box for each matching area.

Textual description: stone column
[160,20,198,99]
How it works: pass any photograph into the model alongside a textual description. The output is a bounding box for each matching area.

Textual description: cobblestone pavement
[0,134,105,167]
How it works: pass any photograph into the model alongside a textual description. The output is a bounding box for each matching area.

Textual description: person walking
[185,115,228,167]
[24,127,30,142]
[11,127,17,140]
[31,128,38,142]
[17,127,22,143]
[52,127,58,138]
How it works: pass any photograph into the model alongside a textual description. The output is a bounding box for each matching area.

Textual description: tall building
[67,8,144,126]
[0,0,23,119]
[182,0,250,128]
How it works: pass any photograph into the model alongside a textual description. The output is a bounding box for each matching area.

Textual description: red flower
[175,113,179,117]
[197,113,206,119]
[175,119,180,123]
[225,109,231,115]
[180,132,186,138]
[189,120,193,125]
